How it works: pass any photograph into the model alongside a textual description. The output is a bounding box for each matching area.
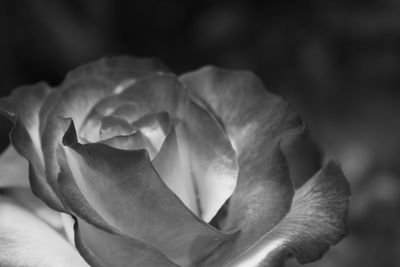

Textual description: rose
[0,57,350,267]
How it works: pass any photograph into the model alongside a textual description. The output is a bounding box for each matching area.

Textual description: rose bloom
[0,57,349,267]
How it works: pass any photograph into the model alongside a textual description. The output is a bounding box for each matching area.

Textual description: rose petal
[0,146,29,188]
[100,131,157,157]
[101,112,200,214]
[41,57,168,206]
[199,143,294,266]
[225,161,350,266]
[180,66,303,155]
[131,112,170,152]
[57,150,179,266]
[0,194,88,267]
[58,120,237,266]
[112,103,152,123]
[99,116,135,140]
[121,73,239,222]
[65,56,169,86]
[78,96,134,142]
[152,118,199,215]
[74,218,179,267]
[180,67,303,226]
[0,83,64,211]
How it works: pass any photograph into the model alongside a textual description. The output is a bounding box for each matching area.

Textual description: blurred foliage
[1,0,400,266]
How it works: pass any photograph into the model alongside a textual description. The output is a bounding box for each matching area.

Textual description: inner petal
[94,111,201,216]
[152,120,199,215]
[99,116,135,140]
[100,131,158,159]
[59,120,236,266]
[119,74,238,222]
[78,96,133,142]
[131,112,170,152]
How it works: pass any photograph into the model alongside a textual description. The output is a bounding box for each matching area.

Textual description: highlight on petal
[131,112,170,152]
[152,117,198,215]
[0,194,88,267]
[99,116,135,140]
[226,161,350,266]
[180,66,302,228]
[200,144,294,267]
[178,97,239,222]
[57,120,237,266]
[121,73,239,222]
[100,131,157,157]
[0,146,29,188]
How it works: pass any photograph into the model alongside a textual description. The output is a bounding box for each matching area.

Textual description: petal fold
[121,73,239,222]
[226,161,350,266]
[58,120,237,266]
[200,144,294,267]
[41,57,169,207]
[180,66,302,229]
[0,83,64,210]
[152,120,199,215]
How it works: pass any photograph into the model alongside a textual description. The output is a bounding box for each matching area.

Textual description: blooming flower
[0,57,350,267]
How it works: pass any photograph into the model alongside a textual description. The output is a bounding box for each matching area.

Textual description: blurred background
[1,0,399,266]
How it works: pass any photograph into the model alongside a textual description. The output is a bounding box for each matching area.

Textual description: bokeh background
[1,1,400,266]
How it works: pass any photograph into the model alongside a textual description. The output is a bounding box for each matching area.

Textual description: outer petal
[0,194,88,267]
[226,162,350,266]
[200,144,294,267]
[40,57,169,205]
[57,152,180,267]
[74,218,178,267]
[180,67,302,228]
[0,83,64,210]
[120,73,239,222]
[152,114,199,215]
[58,120,237,266]
[100,131,156,156]
[0,146,29,188]
[180,66,303,155]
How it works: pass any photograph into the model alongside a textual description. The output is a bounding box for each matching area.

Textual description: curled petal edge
[226,161,350,267]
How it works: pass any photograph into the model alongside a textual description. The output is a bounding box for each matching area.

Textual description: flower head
[0,57,350,267]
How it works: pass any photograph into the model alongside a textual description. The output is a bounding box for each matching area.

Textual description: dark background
[1,1,400,266]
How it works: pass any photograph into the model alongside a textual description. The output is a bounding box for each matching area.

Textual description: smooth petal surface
[121,73,239,222]
[59,121,237,266]
[152,119,198,215]
[57,159,178,267]
[74,218,178,267]
[0,83,64,210]
[0,146,29,188]
[226,161,350,266]
[0,194,88,267]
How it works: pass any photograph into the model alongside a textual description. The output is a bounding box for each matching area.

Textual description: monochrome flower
[0,57,350,267]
